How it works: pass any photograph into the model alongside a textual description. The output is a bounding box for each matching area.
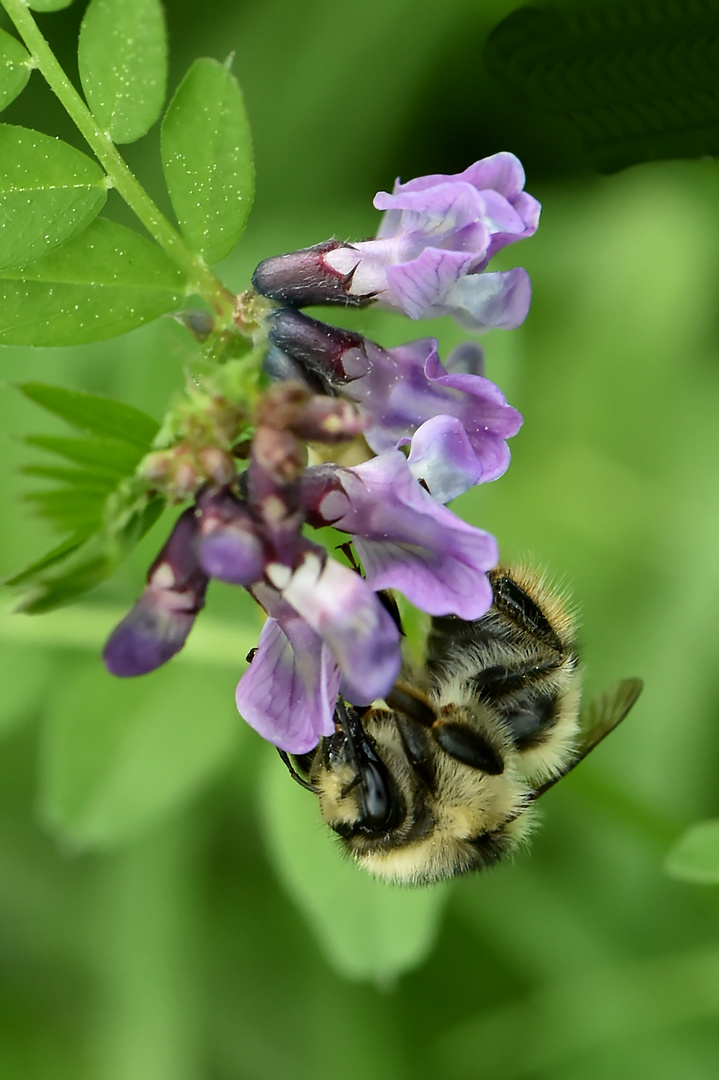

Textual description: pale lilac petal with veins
[265,550,401,706]
[235,600,340,753]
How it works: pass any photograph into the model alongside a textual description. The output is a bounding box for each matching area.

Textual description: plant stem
[1,0,235,320]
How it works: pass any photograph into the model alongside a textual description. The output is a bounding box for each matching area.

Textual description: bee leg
[277,749,317,792]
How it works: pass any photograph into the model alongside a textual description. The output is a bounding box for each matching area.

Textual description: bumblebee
[284,566,642,884]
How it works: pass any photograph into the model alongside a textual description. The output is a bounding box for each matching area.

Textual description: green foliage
[665,821,719,885]
[0,28,31,112]
[19,382,160,446]
[0,125,107,270]
[78,0,167,144]
[8,383,162,612]
[259,750,451,984]
[0,217,186,346]
[39,660,241,848]
[161,57,254,264]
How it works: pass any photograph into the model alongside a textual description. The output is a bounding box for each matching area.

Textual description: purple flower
[303,448,499,619]
[103,509,208,676]
[268,309,522,497]
[253,152,540,329]
[236,550,402,753]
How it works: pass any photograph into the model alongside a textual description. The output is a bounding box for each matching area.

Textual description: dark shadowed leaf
[0,125,107,270]
[161,57,254,264]
[0,29,32,113]
[0,217,186,345]
[78,0,167,143]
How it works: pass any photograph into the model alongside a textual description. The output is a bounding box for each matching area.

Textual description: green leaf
[161,57,254,264]
[0,29,32,113]
[28,1,75,10]
[665,820,719,884]
[0,124,107,271]
[257,751,451,984]
[78,0,167,144]
[4,533,87,589]
[0,643,56,740]
[24,486,110,533]
[0,217,186,346]
[25,435,144,478]
[19,384,159,447]
[40,661,240,848]
[13,491,164,614]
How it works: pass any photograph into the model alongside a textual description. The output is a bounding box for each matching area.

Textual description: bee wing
[531,677,643,800]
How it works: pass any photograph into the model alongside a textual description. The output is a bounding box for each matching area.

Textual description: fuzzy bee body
[294,567,641,885]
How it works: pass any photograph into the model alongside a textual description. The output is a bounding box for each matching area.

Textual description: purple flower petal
[265,550,401,706]
[343,336,522,486]
[252,152,539,327]
[104,508,208,677]
[445,267,532,331]
[235,608,340,753]
[103,589,199,676]
[406,416,483,502]
[312,452,499,619]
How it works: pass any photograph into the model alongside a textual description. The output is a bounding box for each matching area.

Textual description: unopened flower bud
[252,240,373,308]
[104,509,208,676]
[197,489,265,586]
[198,446,237,486]
[267,308,367,386]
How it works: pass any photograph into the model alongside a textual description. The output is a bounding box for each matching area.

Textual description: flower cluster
[104,152,539,753]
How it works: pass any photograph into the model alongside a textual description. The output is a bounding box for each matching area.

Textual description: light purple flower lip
[304,447,499,621]
[236,552,402,753]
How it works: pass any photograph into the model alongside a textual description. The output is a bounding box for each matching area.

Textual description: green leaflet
[0,217,186,346]
[78,0,168,144]
[19,383,160,447]
[0,29,32,113]
[25,435,146,479]
[39,660,241,849]
[0,124,107,271]
[11,491,164,614]
[258,751,451,984]
[162,57,254,264]
[665,820,719,885]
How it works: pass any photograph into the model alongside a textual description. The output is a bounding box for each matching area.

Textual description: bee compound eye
[433,722,504,775]
[351,758,402,834]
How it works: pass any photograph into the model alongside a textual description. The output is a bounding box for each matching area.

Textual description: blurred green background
[2,0,719,1077]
